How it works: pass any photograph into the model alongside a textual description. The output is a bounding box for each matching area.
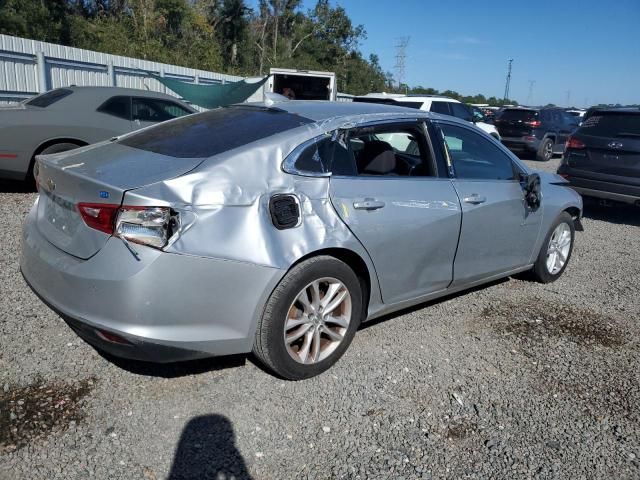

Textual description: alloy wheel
[546,223,572,275]
[283,277,352,364]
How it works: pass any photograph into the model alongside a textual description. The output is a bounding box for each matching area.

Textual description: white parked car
[354,94,501,140]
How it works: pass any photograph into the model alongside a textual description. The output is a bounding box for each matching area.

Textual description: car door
[328,121,462,304]
[131,97,193,130]
[435,121,542,286]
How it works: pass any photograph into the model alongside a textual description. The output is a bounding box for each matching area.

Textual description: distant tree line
[0,0,517,102]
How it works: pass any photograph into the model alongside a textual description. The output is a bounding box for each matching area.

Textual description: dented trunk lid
[35,141,205,259]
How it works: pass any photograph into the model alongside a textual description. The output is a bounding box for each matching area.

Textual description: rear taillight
[525,120,541,128]
[77,203,120,235]
[78,204,176,249]
[566,137,585,149]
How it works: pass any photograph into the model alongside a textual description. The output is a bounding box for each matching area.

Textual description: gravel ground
[1,157,639,480]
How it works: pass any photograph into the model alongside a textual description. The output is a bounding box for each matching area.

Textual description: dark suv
[495,107,579,161]
[558,108,640,206]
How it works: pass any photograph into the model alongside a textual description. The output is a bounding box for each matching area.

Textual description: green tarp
[151,74,269,109]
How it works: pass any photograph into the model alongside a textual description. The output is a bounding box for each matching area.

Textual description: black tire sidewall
[257,257,363,380]
[537,138,553,162]
[534,212,575,283]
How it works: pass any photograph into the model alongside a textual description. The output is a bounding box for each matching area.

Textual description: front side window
[430,101,451,115]
[439,123,515,180]
[132,98,192,122]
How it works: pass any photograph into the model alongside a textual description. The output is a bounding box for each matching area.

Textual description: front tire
[253,256,363,380]
[531,212,575,283]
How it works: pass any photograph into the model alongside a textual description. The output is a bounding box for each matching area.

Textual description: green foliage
[0,0,512,100]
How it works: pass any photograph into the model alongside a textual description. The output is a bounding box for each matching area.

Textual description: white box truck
[266,68,337,101]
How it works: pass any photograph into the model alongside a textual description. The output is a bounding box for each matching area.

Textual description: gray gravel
[1,157,639,480]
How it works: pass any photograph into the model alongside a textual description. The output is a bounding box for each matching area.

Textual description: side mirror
[521,172,541,211]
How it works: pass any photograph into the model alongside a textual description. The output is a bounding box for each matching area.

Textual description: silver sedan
[21,101,583,379]
[0,86,195,182]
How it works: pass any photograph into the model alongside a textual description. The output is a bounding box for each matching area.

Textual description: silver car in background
[0,86,195,181]
[21,101,583,380]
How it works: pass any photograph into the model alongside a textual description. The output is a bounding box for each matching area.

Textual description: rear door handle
[353,198,386,210]
[463,194,487,205]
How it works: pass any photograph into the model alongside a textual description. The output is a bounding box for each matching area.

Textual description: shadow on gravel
[97,351,248,379]
[581,198,640,227]
[360,278,509,331]
[0,179,34,193]
[168,415,252,480]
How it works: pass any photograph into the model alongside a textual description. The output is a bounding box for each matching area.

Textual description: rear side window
[430,102,451,115]
[450,103,473,122]
[26,89,73,108]
[98,96,131,120]
[579,113,640,138]
[120,106,314,158]
[284,137,356,176]
[500,109,538,122]
[132,98,192,122]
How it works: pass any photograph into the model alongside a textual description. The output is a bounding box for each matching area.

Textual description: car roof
[588,107,640,114]
[354,93,458,103]
[265,100,432,122]
[32,86,194,110]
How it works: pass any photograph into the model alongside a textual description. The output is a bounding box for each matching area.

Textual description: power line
[503,58,513,101]
[394,36,410,90]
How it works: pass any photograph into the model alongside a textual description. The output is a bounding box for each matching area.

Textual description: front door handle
[353,198,386,210]
[463,194,487,205]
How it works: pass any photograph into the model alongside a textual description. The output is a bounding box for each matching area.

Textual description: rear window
[499,109,538,121]
[393,101,424,109]
[579,112,640,138]
[120,106,314,158]
[26,88,73,108]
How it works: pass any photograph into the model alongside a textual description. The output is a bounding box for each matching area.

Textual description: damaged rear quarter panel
[122,126,383,311]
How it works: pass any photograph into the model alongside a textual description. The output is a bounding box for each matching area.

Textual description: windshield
[579,112,640,138]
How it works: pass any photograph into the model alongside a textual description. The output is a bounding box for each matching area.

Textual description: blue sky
[250,0,639,106]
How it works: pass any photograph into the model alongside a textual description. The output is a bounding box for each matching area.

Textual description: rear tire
[531,212,575,283]
[536,137,554,162]
[253,256,363,380]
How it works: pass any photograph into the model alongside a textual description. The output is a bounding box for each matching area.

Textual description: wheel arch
[32,137,88,159]
[289,247,374,316]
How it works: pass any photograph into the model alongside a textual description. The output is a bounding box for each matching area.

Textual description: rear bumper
[21,203,285,362]
[557,167,640,205]
[500,136,540,152]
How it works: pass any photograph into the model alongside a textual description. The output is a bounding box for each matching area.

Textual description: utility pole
[565,90,571,107]
[526,80,536,105]
[394,37,410,91]
[503,58,513,101]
